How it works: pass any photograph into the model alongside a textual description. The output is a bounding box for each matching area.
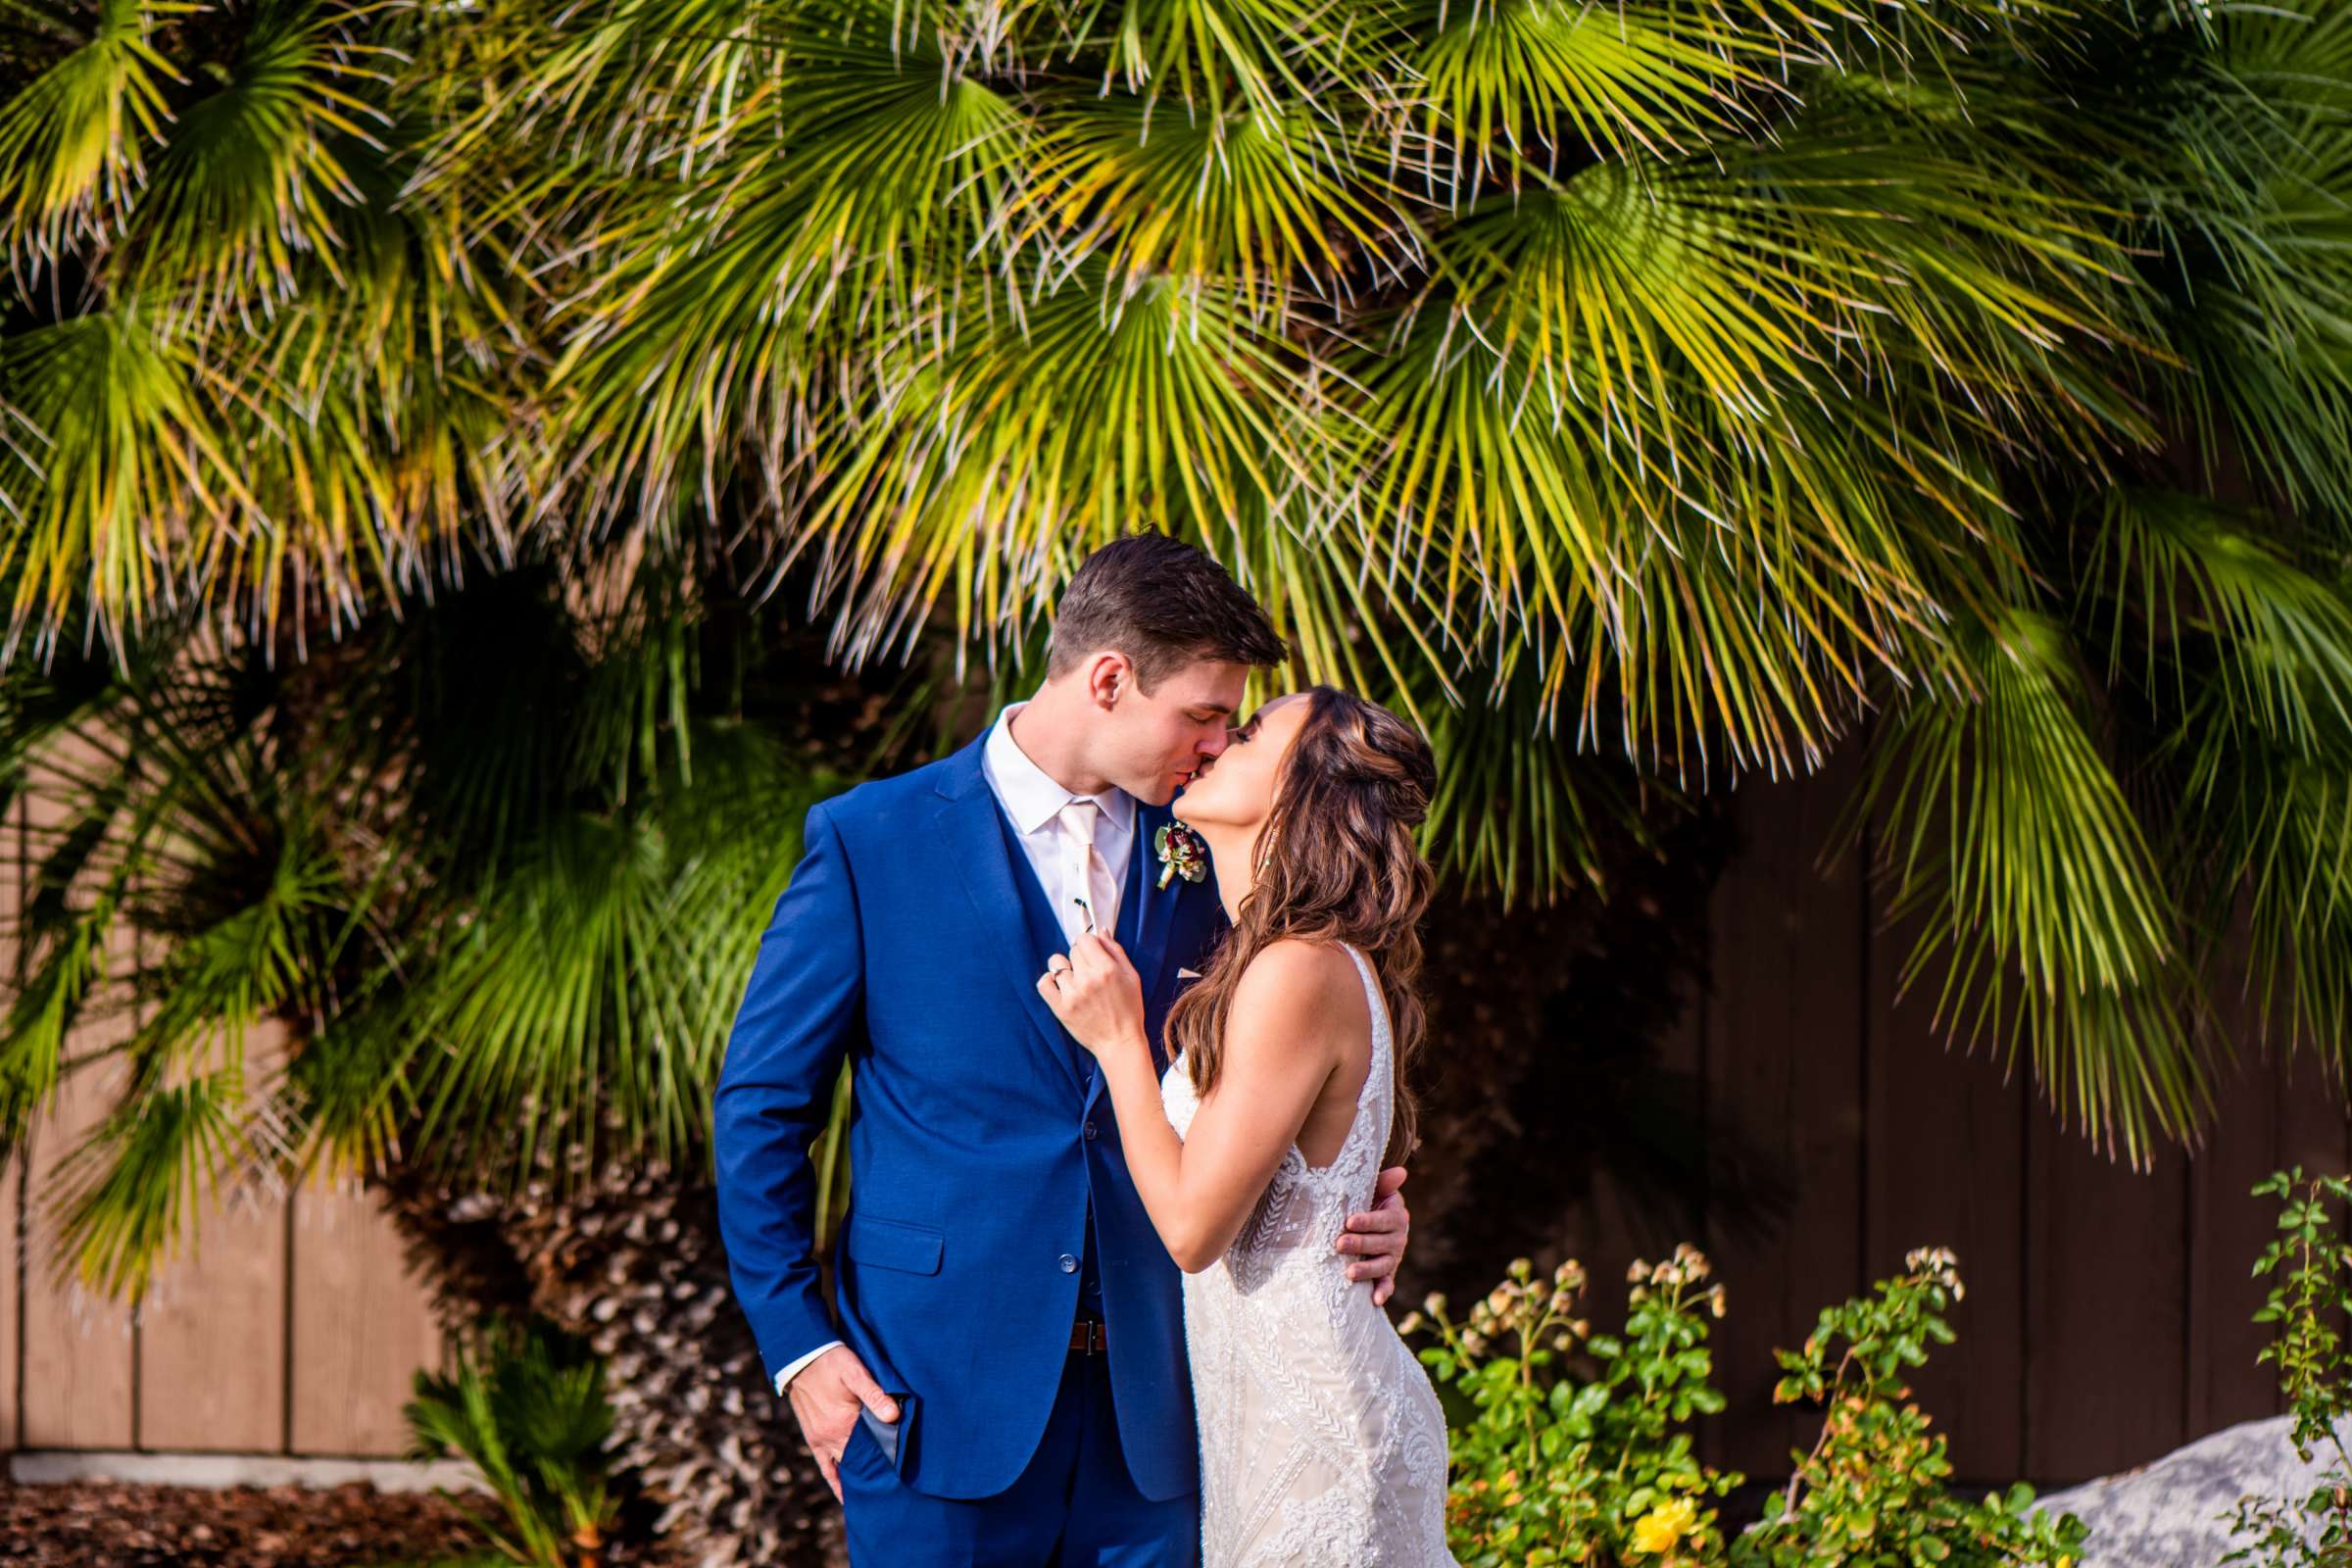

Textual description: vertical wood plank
[135,1022,291,1452]
[1573,975,1711,1458]
[2273,1046,2351,1202]
[0,1139,18,1454]
[19,740,137,1450]
[20,1049,138,1448]
[289,1172,446,1456]
[2,794,23,1452]
[0,1123,17,1457]
[2184,951,2291,1436]
[1863,886,2027,1485]
[2022,1104,2188,1482]
[1704,758,1868,1479]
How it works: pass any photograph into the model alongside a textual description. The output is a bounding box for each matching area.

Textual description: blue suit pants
[838,1345,1199,1567]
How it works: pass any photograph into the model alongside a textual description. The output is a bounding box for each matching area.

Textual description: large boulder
[2035,1415,2349,1568]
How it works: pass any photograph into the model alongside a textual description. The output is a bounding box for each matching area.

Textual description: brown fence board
[1704,764,1868,1479]
[1,1136,18,1453]
[21,1051,138,1449]
[2022,1106,2189,1483]
[2,796,21,1451]
[20,745,138,1449]
[135,1021,293,1453]
[1863,893,2028,1484]
[0,739,2339,1478]
[2186,993,2290,1437]
[289,1174,447,1457]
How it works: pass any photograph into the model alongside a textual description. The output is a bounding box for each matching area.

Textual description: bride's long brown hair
[1165,685,1438,1167]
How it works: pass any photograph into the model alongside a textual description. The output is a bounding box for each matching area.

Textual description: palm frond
[1850,609,2203,1162]
[0,308,257,659]
[391,723,833,1194]
[117,0,396,312]
[0,0,189,262]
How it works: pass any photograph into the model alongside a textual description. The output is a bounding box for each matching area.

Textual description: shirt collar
[984,699,1138,836]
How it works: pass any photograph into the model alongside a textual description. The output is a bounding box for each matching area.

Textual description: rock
[2035,1414,2352,1568]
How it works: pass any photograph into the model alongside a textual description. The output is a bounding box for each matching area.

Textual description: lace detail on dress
[1160,942,1458,1567]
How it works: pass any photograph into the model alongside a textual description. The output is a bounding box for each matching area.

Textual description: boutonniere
[1153,821,1209,890]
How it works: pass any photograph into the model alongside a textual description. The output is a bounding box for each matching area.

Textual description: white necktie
[1054,798,1118,945]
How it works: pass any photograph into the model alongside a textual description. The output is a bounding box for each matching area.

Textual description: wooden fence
[3,786,447,1462]
[1614,748,2344,1489]
[2,756,2336,1485]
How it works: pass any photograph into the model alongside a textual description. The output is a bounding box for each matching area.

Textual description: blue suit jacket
[713,723,1229,1501]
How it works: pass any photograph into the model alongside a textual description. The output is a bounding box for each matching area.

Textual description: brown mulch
[0,1478,497,1567]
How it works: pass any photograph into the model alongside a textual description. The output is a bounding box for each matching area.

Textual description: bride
[1038,684,1458,1568]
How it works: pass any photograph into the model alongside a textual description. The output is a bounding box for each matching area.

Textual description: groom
[713,534,1414,1563]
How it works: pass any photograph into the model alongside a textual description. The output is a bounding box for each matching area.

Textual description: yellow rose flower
[1630,1496,1698,1555]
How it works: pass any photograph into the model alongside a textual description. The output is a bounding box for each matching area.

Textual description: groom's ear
[1083,648,1136,709]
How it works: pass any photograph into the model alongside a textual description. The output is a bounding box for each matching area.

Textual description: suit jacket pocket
[844,1214,944,1275]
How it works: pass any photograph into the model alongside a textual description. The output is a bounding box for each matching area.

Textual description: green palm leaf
[1851,609,2201,1162]
[116,0,396,310]
[0,0,190,258]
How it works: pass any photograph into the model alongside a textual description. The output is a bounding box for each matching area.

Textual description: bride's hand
[1037,932,1148,1059]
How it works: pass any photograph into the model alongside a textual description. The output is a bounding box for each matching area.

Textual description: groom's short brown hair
[1048,533,1288,691]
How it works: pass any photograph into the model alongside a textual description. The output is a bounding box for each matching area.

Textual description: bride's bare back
[1159,940,1457,1567]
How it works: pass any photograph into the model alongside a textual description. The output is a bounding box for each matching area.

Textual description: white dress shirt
[772,700,1139,1396]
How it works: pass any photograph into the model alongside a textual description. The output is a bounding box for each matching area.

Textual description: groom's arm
[714,799,864,1387]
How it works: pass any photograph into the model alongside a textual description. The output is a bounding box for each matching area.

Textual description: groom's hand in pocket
[787,1345,900,1502]
[1337,1165,1412,1306]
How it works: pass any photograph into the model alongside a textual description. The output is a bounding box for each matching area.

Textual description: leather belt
[1068,1316,1108,1354]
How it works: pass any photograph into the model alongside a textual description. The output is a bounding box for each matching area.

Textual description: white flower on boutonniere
[1153,821,1209,890]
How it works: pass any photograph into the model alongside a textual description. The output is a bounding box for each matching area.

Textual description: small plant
[1409,1245,2086,1568]
[1733,1247,2085,1568]
[2224,1167,2352,1568]
[1407,1246,1740,1567]
[405,1312,621,1568]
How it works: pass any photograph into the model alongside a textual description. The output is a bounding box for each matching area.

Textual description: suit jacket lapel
[932,742,1091,1101]
[1127,801,1180,1006]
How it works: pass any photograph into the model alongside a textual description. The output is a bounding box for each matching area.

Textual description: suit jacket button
[1083,1121,1099,1141]
[1059,1253,1079,1273]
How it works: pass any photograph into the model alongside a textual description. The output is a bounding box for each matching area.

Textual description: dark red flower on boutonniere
[1153,821,1209,890]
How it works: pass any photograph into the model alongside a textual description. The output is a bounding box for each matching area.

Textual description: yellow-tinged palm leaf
[116,0,398,312]
[1409,0,1776,187]
[1024,95,1411,308]
[1085,0,1380,123]
[541,36,1034,528]
[0,309,259,656]
[0,0,194,260]
[790,265,1326,666]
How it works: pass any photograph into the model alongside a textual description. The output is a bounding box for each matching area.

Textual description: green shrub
[2224,1167,2352,1568]
[1406,1247,1735,1566]
[405,1312,620,1568]
[1408,1246,2085,1568]
[1736,1248,2085,1568]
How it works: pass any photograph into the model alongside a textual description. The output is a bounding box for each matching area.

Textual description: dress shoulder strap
[1338,941,1394,1099]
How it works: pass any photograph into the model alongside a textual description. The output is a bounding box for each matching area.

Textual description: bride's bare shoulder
[1232,938,1365,1013]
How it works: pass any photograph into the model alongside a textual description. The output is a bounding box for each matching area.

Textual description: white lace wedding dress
[1158,940,1458,1567]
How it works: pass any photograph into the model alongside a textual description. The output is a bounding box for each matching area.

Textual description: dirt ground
[0,1478,493,1567]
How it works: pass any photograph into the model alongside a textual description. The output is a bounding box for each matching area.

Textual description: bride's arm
[1041,934,1351,1272]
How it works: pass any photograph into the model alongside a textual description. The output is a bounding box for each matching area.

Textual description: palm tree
[6,0,2352,1556]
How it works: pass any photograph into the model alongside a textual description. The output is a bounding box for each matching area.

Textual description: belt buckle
[1071,1317,1106,1354]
